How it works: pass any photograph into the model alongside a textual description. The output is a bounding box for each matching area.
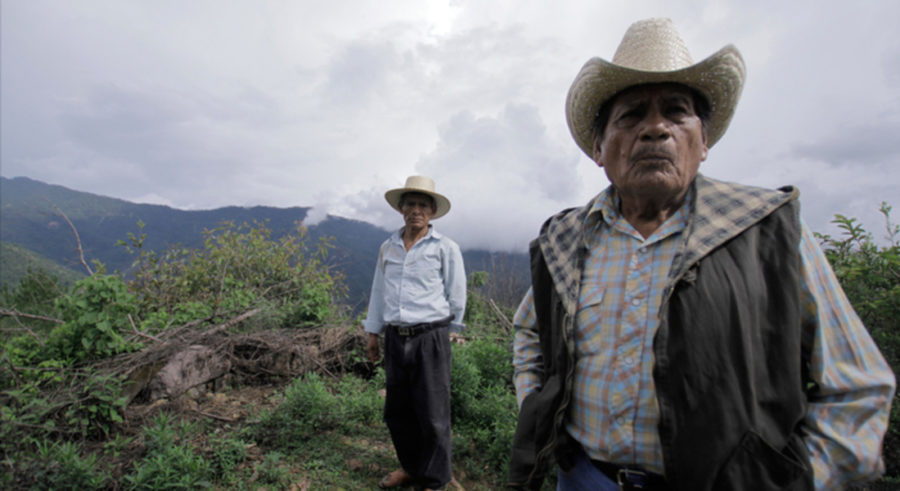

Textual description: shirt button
[631,298,641,306]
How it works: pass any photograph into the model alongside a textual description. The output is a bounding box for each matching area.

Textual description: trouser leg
[384,326,452,489]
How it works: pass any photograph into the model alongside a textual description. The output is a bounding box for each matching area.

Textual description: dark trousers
[383,325,452,489]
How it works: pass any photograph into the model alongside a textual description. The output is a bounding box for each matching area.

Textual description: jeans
[556,444,619,491]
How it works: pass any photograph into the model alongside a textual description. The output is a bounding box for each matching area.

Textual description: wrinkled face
[399,192,435,230]
[593,83,708,203]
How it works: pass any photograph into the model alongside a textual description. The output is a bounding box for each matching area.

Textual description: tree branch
[487,298,514,333]
[46,200,93,276]
[0,307,63,324]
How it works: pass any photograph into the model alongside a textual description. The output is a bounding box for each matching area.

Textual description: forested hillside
[0,176,530,311]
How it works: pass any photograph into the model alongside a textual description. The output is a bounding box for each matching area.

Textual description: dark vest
[509,200,814,490]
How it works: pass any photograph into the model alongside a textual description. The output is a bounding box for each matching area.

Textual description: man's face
[399,192,435,230]
[593,83,708,203]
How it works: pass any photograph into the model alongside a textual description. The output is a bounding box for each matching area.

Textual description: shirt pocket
[575,286,607,355]
[383,246,406,277]
[405,249,442,283]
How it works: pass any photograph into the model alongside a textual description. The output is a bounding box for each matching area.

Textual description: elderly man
[508,18,895,491]
[363,175,466,491]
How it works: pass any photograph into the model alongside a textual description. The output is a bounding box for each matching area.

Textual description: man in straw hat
[508,18,894,490]
[363,175,466,490]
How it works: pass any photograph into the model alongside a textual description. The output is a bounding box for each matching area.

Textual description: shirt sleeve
[512,286,544,408]
[362,242,388,334]
[798,222,896,489]
[443,239,467,332]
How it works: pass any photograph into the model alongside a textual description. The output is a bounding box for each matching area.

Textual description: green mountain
[0,242,86,290]
[0,177,529,310]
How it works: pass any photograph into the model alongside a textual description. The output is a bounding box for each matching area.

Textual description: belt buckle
[397,326,414,336]
[617,468,646,490]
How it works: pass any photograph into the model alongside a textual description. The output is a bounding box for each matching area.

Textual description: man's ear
[699,131,709,162]
[592,138,604,168]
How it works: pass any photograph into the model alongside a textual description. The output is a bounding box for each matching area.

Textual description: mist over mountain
[0,177,529,310]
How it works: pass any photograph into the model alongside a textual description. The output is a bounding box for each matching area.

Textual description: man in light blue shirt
[363,175,466,491]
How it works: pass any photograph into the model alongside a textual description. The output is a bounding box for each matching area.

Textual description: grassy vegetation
[0,221,522,489]
[0,205,897,490]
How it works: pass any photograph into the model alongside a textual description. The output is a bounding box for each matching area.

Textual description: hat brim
[385,188,451,219]
[566,44,745,158]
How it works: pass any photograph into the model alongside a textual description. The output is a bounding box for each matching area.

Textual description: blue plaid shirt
[513,182,895,489]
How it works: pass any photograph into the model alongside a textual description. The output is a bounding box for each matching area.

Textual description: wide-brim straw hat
[566,17,746,158]
[385,175,451,219]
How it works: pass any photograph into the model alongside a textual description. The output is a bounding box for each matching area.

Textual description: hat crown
[402,175,436,194]
[611,18,694,71]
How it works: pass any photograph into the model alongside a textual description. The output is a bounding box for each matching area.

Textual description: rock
[146,345,232,400]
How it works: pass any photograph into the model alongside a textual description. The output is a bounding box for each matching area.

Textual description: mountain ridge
[0,176,529,309]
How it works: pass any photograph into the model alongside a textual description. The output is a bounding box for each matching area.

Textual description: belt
[591,460,668,490]
[388,315,453,337]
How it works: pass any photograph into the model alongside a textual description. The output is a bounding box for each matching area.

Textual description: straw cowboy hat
[385,175,451,219]
[566,17,746,158]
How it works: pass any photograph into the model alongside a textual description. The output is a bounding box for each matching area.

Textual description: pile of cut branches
[87,308,368,404]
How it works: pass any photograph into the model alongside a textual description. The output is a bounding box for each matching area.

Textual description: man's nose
[638,110,670,141]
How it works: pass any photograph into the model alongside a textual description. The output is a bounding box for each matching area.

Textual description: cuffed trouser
[383,325,452,489]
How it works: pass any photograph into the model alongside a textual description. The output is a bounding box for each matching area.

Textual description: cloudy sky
[2,0,899,251]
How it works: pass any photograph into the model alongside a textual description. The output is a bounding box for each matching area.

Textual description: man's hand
[366,332,381,363]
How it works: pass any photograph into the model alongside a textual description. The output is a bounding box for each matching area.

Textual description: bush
[33,440,109,490]
[451,338,518,482]
[248,371,383,449]
[123,412,212,489]
[818,202,900,482]
[208,433,249,485]
[122,220,346,330]
[50,274,140,363]
[0,267,64,334]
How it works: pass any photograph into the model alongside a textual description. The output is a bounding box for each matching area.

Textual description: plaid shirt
[513,175,895,489]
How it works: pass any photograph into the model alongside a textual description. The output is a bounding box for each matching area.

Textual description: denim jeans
[556,445,619,491]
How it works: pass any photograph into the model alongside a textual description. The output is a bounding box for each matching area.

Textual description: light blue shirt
[363,225,466,334]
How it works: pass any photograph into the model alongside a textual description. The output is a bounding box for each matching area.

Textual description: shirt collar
[392,224,439,243]
[584,185,694,240]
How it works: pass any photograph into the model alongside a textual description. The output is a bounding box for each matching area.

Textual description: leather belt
[389,315,453,337]
[591,460,668,490]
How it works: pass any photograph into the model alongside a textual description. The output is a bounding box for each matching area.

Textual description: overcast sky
[2,0,899,251]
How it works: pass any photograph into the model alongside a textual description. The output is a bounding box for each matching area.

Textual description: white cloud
[2,0,899,250]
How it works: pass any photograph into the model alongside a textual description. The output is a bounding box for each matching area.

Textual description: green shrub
[249,372,339,449]
[63,372,128,439]
[450,338,518,482]
[0,266,64,334]
[33,440,109,490]
[254,451,290,486]
[333,372,383,430]
[122,220,346,330]
[818,202,900,482]
[208,432,249,484]
[50,274,140,363]
[464,271,516,339]
[248,372,384,450]
[123,412,212,490]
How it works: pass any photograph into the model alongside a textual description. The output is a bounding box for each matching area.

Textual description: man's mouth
[631,147,675,164]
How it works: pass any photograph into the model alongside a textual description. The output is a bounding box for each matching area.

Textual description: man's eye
[617,110,640,123]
